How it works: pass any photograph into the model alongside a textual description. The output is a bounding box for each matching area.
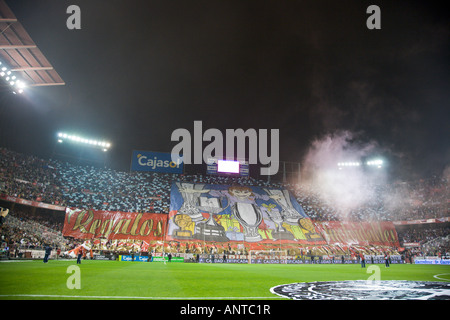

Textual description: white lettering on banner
[137,155,181,169]
[415,259,450,265]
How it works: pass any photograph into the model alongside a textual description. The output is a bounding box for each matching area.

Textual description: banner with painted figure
[167,183,326,245]
[63,208,167,241]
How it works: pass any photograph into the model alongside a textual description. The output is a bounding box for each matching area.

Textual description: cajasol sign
[131,150,183,173]
[119,255,184,262]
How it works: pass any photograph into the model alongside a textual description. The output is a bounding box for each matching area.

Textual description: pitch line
[0,294,284,300]
[433,273,450,281]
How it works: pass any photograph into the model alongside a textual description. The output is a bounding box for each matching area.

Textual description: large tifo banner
[63,208,167,241]
[62,186,399,248]
[130,150,183,173]
[167,183,326,245]
[167,183,399,247]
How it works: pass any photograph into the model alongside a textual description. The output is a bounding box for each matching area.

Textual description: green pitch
[0,260,448,300]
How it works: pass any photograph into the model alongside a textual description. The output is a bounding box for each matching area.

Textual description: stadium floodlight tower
[54,132,112,167]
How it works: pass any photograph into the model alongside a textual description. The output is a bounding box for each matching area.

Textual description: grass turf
[0,260,449,300]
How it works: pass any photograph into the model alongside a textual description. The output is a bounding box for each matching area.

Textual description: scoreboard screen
[217,160,240,173]
[207,158,249,176]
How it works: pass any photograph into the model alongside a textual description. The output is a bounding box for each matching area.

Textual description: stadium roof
[0,0,64,88]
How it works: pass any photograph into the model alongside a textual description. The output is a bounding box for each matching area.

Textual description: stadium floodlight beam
[57,132,111,151]
[366,159,383,168]
[0,60,27,94]
[337,162,361,167]
[338,159,384,169]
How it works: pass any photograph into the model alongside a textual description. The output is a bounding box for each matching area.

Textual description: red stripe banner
[316,221,400,247]
[62,208,167,241]
[0,194,66,211]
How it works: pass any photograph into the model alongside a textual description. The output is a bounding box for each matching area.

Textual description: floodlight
[338,161,362,167]
[0,60,26,94]
[56,132,111,151]
[367,159,383,166]
[16,80,26,89]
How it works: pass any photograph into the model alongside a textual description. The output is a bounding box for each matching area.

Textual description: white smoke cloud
[443,165,450,182]
[301,130,386,220]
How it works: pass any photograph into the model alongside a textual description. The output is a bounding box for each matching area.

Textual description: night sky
[1,0,449,180]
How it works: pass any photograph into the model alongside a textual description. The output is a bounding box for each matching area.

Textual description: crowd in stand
[289,179,448,222]
[2,147,448,221]
[0,148,65,206]
[0,147,449,259]
[396,223,449,257]
[0,206,69,256]
[1,147,448,221]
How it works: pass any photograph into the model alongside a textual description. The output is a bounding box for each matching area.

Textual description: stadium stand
[0,147,448,261]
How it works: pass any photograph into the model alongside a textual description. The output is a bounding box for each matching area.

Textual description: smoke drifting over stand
[301,131,387,221]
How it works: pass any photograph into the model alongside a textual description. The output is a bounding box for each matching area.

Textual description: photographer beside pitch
[43,244,52,263]
[77,246,83,264]
[359,252,366,268]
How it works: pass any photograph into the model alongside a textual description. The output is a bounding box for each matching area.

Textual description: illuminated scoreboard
[206,158,249,177]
